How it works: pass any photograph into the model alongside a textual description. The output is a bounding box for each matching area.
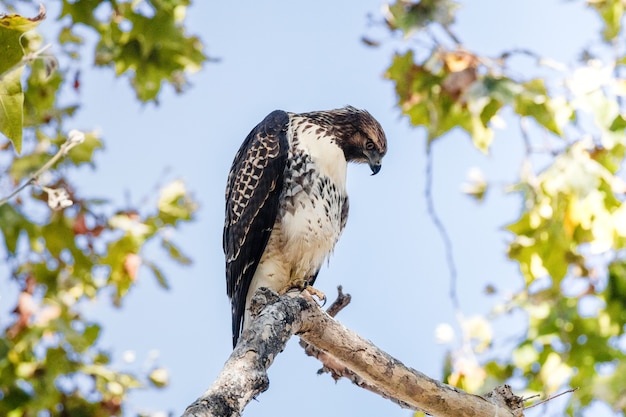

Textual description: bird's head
[321,106,388,175]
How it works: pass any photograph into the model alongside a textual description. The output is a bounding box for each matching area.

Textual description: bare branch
[181,289,303,417]
[323,285,351,318]
[0,130,85,207]
[181,289,523,417]
[425,146,460,312]
[299,286,417,410]
[525,387,579,410]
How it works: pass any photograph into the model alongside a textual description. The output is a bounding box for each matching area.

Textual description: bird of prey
[223,106,387,348]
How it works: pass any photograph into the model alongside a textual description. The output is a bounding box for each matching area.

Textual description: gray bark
[181,288,523,417]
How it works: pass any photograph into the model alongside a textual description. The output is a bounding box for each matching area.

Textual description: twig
[425,145,460,312]
[324,285,351,317]
[519,117,533,156]
[524,387,579,410]
[498,48,542,63]
[442,25,462,46]
[0,130,85,207]
[0,43,53,81]
[613,38,624,111]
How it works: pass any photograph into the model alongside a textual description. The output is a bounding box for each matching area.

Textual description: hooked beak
[366,150,383,175]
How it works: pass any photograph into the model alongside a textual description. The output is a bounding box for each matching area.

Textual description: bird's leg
[303,285,327,306]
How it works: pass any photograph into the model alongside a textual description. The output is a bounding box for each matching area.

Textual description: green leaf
[42,214,76,258]
[587,0,624,42]
[467,110,494,153]
[0,6,46,152]
[609,113,626,131]
[0,203,30,254]
[514,79,569,135]
[385,0,459,34]
[65,132,103,166]
[59,0,101,28]
[161,239,192,265]
[156,179,197,225]
[90,1,206,102]
[512,342,539,370]
[58,26,83,45]
[386,51,457,141]
[0,68,24,152]
[83,324,100,346]
[9,149,49,180]
[0,6,46,74]
[144,260,170,290]
[23,57,64,128]
[0,385,31,412]
[65,322,101,353]
[480,76,522,105]
[103,235,143,302]
[605,261,626,327]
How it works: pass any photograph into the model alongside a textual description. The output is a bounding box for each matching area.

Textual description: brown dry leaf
[441,50,479,99]
[442,68,477,99]
[73,212,89,235]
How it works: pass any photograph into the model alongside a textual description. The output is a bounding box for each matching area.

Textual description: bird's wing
[223,110,289,348]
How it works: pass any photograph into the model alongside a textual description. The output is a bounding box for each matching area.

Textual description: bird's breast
[278,153,347,272]
[250,120,350,295]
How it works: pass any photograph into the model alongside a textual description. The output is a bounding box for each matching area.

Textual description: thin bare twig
[0,132,84,207]
[0,43,52,81]
[324,285,351,317]
[425,145,460,313]
[519,117,533,156]
[525,387,579,410]
[442,25,462,46]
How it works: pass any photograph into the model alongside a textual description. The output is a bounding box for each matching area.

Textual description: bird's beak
[366,151,382,175]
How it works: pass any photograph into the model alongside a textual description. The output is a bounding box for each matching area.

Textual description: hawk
[223,106,387,348]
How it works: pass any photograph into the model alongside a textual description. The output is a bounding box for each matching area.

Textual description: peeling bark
[181,288,523,417]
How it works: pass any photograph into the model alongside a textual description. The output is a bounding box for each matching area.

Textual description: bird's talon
[304,286,326,305]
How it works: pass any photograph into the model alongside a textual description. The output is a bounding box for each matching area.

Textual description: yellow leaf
[149,367,169,387]
[513,344,539,369]
[106,381,124,396]
[0,4,46,32]
[158,179,187,210]
[461,316,492,352]
[540,352,573,393]
[530,253,549,278]
[613,204,626,236]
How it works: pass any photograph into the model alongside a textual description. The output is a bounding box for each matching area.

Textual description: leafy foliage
[0,5,46,152]
[379,0,626,414]
[0,1,204,416]
[60,0,205,101]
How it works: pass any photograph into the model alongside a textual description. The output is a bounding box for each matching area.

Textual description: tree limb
[299,286,417,410]
[181,289,523,417]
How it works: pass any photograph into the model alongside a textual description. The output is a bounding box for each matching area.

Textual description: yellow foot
[304,286,327,306]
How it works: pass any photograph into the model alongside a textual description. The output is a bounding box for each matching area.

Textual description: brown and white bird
[223,106,387,348]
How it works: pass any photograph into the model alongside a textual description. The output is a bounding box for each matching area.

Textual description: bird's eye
[365,139,375,150]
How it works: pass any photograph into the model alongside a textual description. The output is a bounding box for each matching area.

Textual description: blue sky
[2,0,619,416]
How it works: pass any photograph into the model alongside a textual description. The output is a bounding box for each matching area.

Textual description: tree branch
[299,286,417,410]
[0,130,85,207]
[181,289,523,417]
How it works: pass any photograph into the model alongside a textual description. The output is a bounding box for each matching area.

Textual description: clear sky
[3,1,617,416]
